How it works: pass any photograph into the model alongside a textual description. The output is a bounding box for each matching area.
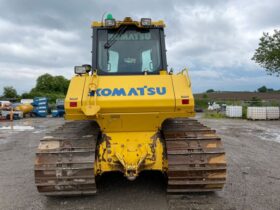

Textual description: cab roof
[91,17,165,29]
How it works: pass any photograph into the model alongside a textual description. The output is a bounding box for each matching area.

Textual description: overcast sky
[0,0,279,94]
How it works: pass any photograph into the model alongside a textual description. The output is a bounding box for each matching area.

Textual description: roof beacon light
[141,18,152,27]
[107,13,113,20]
[105,13,116,27]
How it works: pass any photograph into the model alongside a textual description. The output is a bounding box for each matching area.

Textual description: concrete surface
[0,117,279,210]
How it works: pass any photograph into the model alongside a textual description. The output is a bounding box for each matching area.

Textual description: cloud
[0,0,279,94]
[190,70,222,79]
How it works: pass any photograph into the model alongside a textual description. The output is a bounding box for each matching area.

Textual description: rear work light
[74,65,91,75]
[105,19,116,27]
[70,102,77,107]
[181,99,189,105]
[140,18,152,27]
[75,66,87,75]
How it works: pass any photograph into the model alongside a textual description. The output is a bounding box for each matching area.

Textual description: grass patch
[242,105,248,119]
[203,111,225,119]
[195,99,208,109]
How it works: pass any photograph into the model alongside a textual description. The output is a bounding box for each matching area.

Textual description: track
[34,121,100,196]
[162,118,227,193]
[34,118,226,195]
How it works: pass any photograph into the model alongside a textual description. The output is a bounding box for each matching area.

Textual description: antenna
[101,11,107,27]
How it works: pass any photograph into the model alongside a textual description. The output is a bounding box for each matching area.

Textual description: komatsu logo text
[89,87,166,97]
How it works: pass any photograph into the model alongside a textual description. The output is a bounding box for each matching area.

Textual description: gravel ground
[0,116,279,210]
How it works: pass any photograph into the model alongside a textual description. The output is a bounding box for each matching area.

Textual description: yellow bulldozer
[34,15,226,195]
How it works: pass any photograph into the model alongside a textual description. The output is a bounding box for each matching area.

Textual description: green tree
[21,92,31,99]
[257,86,267,93]
[34,73,54,92]
[3,86,18,98]
[53,75,69,94]
[202,93,208,99]
[267,88,274,92]
[25,74,70,103]
[252,30,280,76]
[250,97,262,106]
[31,74,69,94]
[206,89,215,93]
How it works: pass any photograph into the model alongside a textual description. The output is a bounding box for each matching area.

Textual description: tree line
[0,74,69,103]
[205,86,279,93]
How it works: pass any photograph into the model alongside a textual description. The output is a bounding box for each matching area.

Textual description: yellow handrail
[177,68,191,87]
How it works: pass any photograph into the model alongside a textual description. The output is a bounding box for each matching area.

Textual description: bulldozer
[34,15,226,195]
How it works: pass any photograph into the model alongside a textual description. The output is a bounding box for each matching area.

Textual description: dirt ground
[0,116,279,210]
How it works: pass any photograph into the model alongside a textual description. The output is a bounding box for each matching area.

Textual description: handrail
[177,68,191,87]
[81,70,101,116]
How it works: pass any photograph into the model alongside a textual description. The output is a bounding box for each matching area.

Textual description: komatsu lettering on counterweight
[89,87,166,97]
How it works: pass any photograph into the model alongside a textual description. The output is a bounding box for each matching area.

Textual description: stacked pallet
[266,107,280,120]
[32,97,48,117]
[226,106,242,118]
[247,107,279,120]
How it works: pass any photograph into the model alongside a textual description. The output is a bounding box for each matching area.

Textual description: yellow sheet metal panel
[97,113,162,132]
[171,74,195,114]
[82,75,175,113]
[96,112,193,132]
[65,74,195,121]
[65,75,86,115]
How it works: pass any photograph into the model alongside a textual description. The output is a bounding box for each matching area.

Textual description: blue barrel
[32,109,47,117]
[34,97,48,102]
[57,109,65,117]
[51,110,59,117]
[32,97,48,106]
[35,110,47,117]
[32,101,48,106]
[52,109,65,117]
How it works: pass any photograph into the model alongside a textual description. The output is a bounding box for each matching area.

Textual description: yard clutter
[247,107,266,120]
[20,99,34,104]
[0,97,67,120]
[204,101,280,121]
[207,102,221,111]
[51,99,65,117]
[1,110,23,120]
[247,107,280,120]
[226,106,242,118]
[0,101,11,108]
[15,104,33,114]
[0,101,23,120]
[31,97,48,117]
[266,107,280,120]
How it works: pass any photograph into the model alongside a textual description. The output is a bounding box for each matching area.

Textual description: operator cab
[91,16,167,75]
